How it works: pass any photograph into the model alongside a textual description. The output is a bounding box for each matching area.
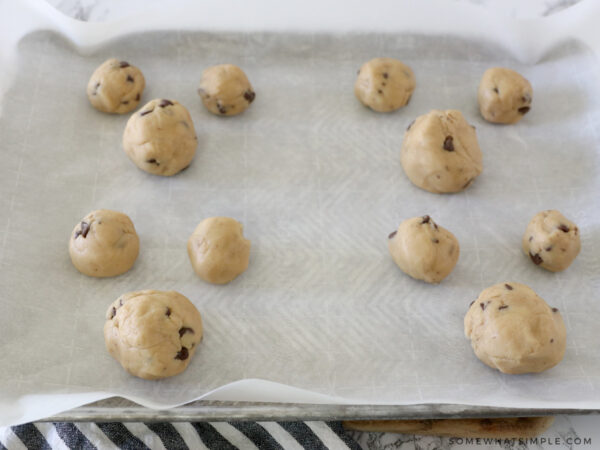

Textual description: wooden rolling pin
[343,416,554,439]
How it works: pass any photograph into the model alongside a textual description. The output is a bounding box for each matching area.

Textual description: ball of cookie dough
[522,210,580,272]
[104,290,203,380]
[68,209,139,278]
[388,215,459,284]
[123,99,197,176]
[188,217,251,284]
[400,109,483,194]
[464,282,566,374]
[354,57,416,113]
[198,64,255,116]
[478,67,532,124]
[87,58,145,114]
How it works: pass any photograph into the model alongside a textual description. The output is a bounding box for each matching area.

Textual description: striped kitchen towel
[1,421,362,449]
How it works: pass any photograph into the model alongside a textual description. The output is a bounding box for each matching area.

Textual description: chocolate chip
[529,236,533,242]
[550,339,554,343]
[522,93,531,103]
[244,90,256,103]
[218,104,227,114]
[74,221,90,239]
[518,106,530,115]
[498,305,509,310]
[135,93,140,101]
[119,298,123,306]
[146,158,160,166]
[558,224,570,232]
[388,230,397,239]
[552,307,559,313]
[480,302,486,311]
[140,108,154,116]
[109,307,116,319]
[443,136,454,151]
[119,61,130,68]
[529,252,543,265]
[175,347,189,360]
[493,87,499,94]
[433,223,438,230]
[121,101,129,105]
[470,300,475,307]
[382,72,388,79]
[126,75,134,83]
[545,246,553,251]
[432,238,439,243]
[92,82,100,95]
[407,119,415,131]
[505,284,513,290]
[377,89,383,94]
[382,82,386,86]
[165,307,171,317]
[421,215,430,224]
[179,327,194,337]
[159,99,174,108]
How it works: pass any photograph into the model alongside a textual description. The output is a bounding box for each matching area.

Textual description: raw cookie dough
[198,64,255,116]
[464,282,566,374]
[400,109,483,193]
[104,290,203,380]
[87,58,145,114]
[478,67,532,124]
[388,215,459,284]
[68,209,139,278]
[123,99,197,176]
[354,57,416,112]
[522,210,580,272]
[188,217,251,284]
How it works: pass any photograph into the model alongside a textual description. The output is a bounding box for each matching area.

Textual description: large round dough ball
[123,99,197,176]
[388,215,459,284]
[198,64,255,116]
[400,109,483,194]
[87,58,145,114]
[464,282,566,374]
[478,67,532,124]
[354,57,416,112]
[104,290,203,380]
[187,217,251,284]
[522,210,580,272]
[68,209,139,278]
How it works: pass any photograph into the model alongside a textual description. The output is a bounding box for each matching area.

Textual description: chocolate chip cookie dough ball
[401,110,482,193]
[464,282,566,374]
[87,59,145,114]
[388,215,459,284]
[188,217,251,284]
[478,67,532,124]
[104,290,203,380]
[523,210,580,272]
[123,99,197,176]
[198,64,255,116]
[69,209,139,277]
[354,57,416,112]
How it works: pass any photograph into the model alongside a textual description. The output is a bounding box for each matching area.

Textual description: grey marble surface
[42,0,597,449]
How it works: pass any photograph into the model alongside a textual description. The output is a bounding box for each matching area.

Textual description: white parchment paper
[0,0,599,427]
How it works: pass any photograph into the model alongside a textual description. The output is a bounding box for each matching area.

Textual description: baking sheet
[1,0,600,427]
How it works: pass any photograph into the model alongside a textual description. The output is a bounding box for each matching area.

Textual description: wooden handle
[343,416,555,439]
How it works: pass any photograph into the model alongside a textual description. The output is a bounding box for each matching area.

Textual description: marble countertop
[43,0,598,449]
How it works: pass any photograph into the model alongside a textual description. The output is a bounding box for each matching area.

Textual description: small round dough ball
[69,209,139,278]
[354,57,416,112]
[464,282,566,374]
[123,99,197,176]
[188,217,251,284]
[401,109,482,194]
[198,64,255,116]
[388,215,459,284]
[478,67,532,124]
[87,58,145,114]
[104,290,203,380]
[522,210,580,272]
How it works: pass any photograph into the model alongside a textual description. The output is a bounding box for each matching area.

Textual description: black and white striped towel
[1,421,362,449]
